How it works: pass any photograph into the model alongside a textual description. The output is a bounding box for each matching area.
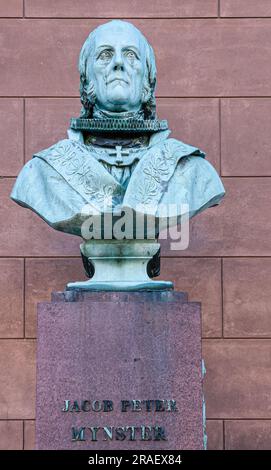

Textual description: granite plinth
[36,291,204,450]
[51,290,188,303]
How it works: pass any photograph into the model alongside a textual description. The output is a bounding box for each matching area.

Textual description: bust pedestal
[67,240,173,291]
[35,290,205,450]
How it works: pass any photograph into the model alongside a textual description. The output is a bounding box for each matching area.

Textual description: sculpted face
[88,22,146,113]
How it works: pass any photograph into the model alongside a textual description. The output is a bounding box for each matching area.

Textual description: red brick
[225,420,271,450]
[206,420,224,450]
[221,99,271,176]
[25,98,220,170]
[0,99,24,176]
[221,0,271,17]
[0,259,24,338]
[25,258,86,337]
[203,339,271,418]
[24,420,35,450]
[223,259,271,338]
[159,258,222,337]
[25,0,218,18]
[1,19,271,97]
[0,179,79,257]
[0,340,36,419]
[0,421,23,450]
[161,177,271,257]
[0,0,23,17]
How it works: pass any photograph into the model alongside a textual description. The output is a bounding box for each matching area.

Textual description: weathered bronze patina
[10,20,225,290]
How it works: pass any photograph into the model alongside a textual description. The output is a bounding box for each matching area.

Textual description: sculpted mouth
[107,78,129,85]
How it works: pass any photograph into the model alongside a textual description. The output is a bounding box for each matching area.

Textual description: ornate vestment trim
[34,136,204,215]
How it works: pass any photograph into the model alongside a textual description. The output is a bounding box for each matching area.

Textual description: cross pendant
[108,145,130,165]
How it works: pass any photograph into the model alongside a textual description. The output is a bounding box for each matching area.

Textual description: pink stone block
[0,340,36,419]
[0,19,90,97]
[0,421,23,450]
[25,258,86,338]
[221,0,271,17]
[221,99,271,176]
[223,258,271,337]
[157,98,220,171]
[225,420,271,450]
[0,99,24,176]
[203,339,271,418]
[25,98,81,160]
[206,420,224,450]
[36,293,204,449]
[25,0,218,18]
[160,258,222,337]
[0,258,24,338]
[0,0,23,17]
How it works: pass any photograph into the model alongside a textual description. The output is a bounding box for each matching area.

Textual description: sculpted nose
[112,51,124,71]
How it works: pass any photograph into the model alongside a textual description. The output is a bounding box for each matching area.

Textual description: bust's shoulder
[149,131,205,157]
[10,152,55,209]
[34,128,83,154]
[12,153,48,180]
[165,137,205,158]
[33,138,76,161]
[10,139,73,202]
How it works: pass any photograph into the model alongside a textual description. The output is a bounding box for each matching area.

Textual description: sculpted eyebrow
[123,46,140,54]
[96,45,140,54]
[96,45,113,50]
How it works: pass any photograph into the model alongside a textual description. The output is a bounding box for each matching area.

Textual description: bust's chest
[88,145,150,189]
[84,134,150,188]
[86,143,148,168]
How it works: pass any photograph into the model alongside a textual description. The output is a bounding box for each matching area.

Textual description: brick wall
[0,0,271,450]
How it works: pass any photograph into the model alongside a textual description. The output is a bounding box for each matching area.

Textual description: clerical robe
[10,129,225,237]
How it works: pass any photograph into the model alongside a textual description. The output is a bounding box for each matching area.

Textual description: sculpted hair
[78,20,157,119]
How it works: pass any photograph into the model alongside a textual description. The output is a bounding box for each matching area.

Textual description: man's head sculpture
[10,19,225,291]
[78,20,157,119]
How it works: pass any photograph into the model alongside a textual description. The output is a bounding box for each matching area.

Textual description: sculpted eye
[124,50,137,61]
[98,50,113,61]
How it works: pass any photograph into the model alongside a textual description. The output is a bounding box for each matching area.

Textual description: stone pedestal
[36,291,205,450]
[67,240,173,291]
